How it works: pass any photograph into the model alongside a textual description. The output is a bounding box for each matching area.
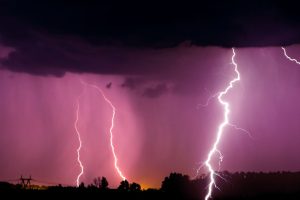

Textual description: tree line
[1,171,300,200]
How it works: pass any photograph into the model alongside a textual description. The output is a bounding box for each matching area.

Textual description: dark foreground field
[2,189,300,200]
[1,172,300,200]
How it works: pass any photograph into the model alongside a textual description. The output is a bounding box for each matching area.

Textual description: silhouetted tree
[101,177,109,190]
[130,182,141,191]
[79,182,85,189]
[92,176,109,190]
[161,172,191,197]
[93,177,101,188]
[161,173,190,192]
[118,180,129,191]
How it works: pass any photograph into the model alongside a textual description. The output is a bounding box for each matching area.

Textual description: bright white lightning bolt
[204,48,240,200]
[80,80,127,181]
[281,47,300,65]
[74,99,84,187]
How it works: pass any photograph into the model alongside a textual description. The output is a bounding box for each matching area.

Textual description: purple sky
[0,44,300,188]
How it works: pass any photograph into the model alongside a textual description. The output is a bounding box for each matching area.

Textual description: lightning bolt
[80,80,127,181]
[74,99,84,187]
[281,47,300,65]
[204,48,241,200]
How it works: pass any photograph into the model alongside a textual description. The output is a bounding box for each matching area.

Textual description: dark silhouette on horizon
[1,171,300,200]
[93,176,108,190]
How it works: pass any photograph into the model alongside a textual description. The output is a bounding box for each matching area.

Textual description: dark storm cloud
[1,0,300,78]
[121,78,146,90]
[106,82,112,89]
[121,77,169,98]
[1,0,300,47]
[143,84,168,98]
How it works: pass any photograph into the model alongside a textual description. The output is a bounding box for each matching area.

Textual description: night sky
[0,1,300,188]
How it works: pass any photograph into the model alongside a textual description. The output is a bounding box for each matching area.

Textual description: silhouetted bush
[118,180,129,191]
[129,182,141,191]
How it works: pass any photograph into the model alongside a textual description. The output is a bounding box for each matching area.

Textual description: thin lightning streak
[204,48,240,200]
[74,100,84,187]
[197,92,220,108]
[215,149,223,171]
[281,47,300,65]
[228,123,254,139]
[81,80,127,181]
